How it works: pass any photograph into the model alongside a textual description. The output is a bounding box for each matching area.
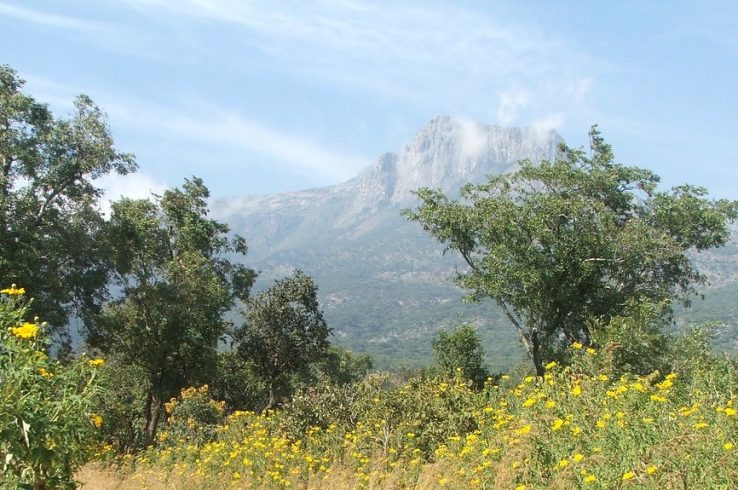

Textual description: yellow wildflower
[572,342,583,350]
[522,397,537,408]
[724,442,734,451]
[583,474,597,484]
[557,458,570,469]
[573,453,584,462]
[38,367,53,378]
[545,361,557,370]
[646,465,658,475]
[88,358,105,367]
[571,384,582,396]
[10,322,39,339]
[622,471,636,481]
[725,407,736,417]
[90,414,104,428]
[586,347,597,355]
[0,285,25,295]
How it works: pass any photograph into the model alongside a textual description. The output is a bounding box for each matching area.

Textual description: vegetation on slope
[107,333,738,489]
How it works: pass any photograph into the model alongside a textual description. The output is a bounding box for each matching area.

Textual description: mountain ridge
[211,117,738,370]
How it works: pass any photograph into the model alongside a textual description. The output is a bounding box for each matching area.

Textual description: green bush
[157,385,226,448]
[0,286,105,489]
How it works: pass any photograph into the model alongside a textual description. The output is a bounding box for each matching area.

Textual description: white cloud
[95,172,168,216]
[566,77,593,102]
[116,0,599,116]
[531,113,565,140]
[20,72,368,184]
[496,89,531,126]
[159,110,367,181]
[455,118,488,160]
[0,2,108,33]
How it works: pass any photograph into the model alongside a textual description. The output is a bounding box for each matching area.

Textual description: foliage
[317,346,374,386]
[432,324,491,389]
[115,339,738,489]
[90,178,256,444]
[404,126,738,374]
[94,355,149,453]
[235,270,331,410]
[0,66,136,344]
[211,351,269,412]
[584,300,671,376]
[0,287,105,489]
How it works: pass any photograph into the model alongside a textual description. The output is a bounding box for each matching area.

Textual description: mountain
[212,117,738,370]
[210,117,563,370]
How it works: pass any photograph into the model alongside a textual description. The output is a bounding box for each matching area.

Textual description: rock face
[213,117,562,261]
[210,117,564,369]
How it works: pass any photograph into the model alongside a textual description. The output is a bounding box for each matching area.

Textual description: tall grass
[111,342,738,489]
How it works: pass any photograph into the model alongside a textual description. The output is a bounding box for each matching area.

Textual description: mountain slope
[211,117,562,370]
[212,117,738,370]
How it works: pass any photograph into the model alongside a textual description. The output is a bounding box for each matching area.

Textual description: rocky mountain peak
[390,116,562,203]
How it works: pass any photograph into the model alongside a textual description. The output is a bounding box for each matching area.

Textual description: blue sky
[2,0,738,201]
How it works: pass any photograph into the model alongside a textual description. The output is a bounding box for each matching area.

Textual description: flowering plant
[0,286,104,488]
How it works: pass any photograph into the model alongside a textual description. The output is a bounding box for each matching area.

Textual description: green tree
[91,178,256,444]
[0,66,136,343]
[432,325,490,388]
[318,346,373,386]
[405,127,738,375]
[235,271,331,410]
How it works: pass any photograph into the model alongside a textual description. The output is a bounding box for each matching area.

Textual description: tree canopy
[0,65,136,342]
[405,127,738,375]
[235,270,331,410]
[92,178,256,442]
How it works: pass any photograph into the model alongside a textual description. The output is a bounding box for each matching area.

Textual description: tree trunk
[144,393,162,445]
[530,328,545,377]
[264,380,276,412]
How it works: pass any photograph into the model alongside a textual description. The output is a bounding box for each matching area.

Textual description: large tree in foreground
[92,178,256,443]
[405,127,738,375]
[0,66,136,341]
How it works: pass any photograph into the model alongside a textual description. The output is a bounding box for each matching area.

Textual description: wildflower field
[104,346,738,489]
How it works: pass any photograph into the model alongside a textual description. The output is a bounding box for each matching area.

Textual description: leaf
[20,419,30,448]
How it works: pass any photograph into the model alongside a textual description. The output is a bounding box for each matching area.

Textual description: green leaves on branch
[235,271,331,410]
[405,126,738,375]
[0,66,136,342]
[92,178,256,444]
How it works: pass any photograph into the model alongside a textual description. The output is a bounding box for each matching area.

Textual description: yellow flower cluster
[10,322,39,339]
[0,284,25,295]
[123,355,738,489]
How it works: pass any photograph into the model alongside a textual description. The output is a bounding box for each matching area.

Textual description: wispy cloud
[118,0,599,123]
[0,2,108,33]
[158,109,368,181]
[21,70,368,184]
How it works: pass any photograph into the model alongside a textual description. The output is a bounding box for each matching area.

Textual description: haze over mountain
[212,117,738,370]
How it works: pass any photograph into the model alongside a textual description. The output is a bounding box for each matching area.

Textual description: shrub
[0,286,104,489]
[157,385,226,448]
